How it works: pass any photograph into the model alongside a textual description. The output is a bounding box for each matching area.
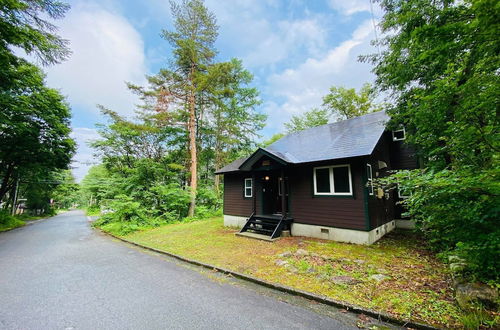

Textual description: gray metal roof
[215,111,389,174]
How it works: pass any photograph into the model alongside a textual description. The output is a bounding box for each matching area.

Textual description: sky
[40,0,382,181]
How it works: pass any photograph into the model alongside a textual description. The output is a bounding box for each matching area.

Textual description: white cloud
[265,20,377,129]
[45,2,147,117]
[70,127,101,182]
[243,18,327,67]
[205,0,327,68]
[327,0,371,15]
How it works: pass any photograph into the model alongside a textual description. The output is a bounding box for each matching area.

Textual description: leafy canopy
[322,83,382,120]
[366,0,499,282]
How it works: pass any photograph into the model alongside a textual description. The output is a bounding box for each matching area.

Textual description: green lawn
[118,216,488,328]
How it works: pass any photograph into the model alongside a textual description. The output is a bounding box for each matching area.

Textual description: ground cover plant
[110,217,499,328]
[0,211,25,232]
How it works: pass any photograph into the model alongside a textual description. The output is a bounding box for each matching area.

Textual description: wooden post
[281,169,286,218]
[11,177,19,216]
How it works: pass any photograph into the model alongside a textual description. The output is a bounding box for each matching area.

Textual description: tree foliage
[284,108,330,133]
[0,0,73,214]
[0,63,75,205]
[366,0,499,281]
[322,83,382,120]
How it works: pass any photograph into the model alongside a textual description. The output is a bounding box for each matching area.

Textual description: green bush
[382,169,500,282]
[0,211,25,232]
[196,187,222,210]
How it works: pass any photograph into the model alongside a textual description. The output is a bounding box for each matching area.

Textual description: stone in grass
[295,249,309,257]
[306,267,316,274]
[320,255,331,261]
[353,259,366,264]
[284,264,298,273]
[278,251,293,258]
[330,275,360,285]
[275,259,288,267]
[455,282,499,310]
[369,274,390,282]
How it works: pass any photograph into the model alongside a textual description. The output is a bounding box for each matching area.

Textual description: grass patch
[0,212,25,232]
[115,217,497,328]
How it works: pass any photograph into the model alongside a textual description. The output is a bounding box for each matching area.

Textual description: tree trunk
[0,164,15,203]
[187,68,197,217]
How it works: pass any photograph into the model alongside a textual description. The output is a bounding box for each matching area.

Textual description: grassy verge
[108,217,496,328]
[0,214,25,232]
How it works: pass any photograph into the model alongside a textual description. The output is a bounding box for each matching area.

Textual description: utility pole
[11,177,19,216]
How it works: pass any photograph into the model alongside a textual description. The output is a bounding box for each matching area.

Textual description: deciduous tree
[322,83,381,120]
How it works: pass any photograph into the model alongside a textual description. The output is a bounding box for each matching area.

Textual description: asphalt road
[0,210,376,330]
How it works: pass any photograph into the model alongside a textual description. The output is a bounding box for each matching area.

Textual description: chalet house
[215,111,418,244]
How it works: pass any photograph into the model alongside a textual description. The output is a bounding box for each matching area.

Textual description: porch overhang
[238,148,289,171]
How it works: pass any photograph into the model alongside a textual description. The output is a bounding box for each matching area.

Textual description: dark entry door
[261,173,288,215]
[261,175,277,214]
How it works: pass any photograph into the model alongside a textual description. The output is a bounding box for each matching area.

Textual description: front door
[260,173,288,215]
[261,174,277,214]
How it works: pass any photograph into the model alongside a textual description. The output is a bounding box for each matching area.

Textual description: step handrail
[239,212,255,233]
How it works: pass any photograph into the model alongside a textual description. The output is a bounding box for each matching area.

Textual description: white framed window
[366,164,374,196]
[244,178,253,198]
[313,165,352,196]
[392,127,406,141]
[397,184,410,199]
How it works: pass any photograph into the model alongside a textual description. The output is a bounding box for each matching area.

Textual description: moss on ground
[120,217,496,328]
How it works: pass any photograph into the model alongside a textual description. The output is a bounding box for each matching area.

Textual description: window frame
[313,164,353,196]
[244,178,253,198]
[392,127,406,141]
[366,163,374,196]
[397,183,410,199]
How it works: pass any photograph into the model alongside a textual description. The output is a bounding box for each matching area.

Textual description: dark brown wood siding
[287,159,367,230]
[222,173,253,217]
[390,140,419,170]
[366,132,419,228]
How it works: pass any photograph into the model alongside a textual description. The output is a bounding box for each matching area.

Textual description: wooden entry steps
[238,214,293,240]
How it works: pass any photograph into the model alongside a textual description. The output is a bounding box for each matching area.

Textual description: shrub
[379,169,500,282]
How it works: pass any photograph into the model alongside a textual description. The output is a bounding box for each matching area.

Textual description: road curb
[97,227,438,330]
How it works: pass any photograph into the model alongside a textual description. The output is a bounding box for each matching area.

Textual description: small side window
[366,164,374,196]
[244,178,253,198]
[397,184,410,199]
[392,127,406,141]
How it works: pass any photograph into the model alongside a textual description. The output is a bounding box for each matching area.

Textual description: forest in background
[1,0,498,285]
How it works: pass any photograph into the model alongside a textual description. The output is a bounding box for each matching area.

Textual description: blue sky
[41,0,382,181]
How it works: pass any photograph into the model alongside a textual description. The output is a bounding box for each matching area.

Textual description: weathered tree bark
[187,66,198,217]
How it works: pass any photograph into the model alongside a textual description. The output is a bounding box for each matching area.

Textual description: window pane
[245,179,252,188]
[315,168,330,193]
[333,166,350,193]
[245,188,252,197]
[366,165,372,180]
[393,129,405,140]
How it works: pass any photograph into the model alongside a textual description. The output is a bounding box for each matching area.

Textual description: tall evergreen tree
[157,0,218,216]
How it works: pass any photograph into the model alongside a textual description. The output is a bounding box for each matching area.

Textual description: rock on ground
[369,274,390,282]
[455,282,499,310]
[330,276,360,285]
